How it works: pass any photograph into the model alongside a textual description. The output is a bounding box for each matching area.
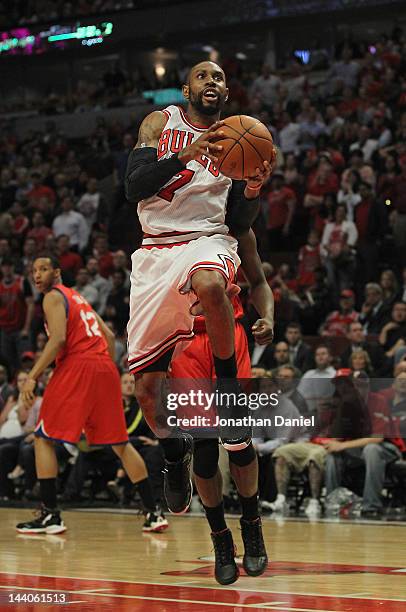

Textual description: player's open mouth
[203,88,219,102]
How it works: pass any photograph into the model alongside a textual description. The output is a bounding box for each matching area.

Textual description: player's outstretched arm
[124,112,225,202]
[94,312,116,361]
[238,229,274,345]
[21,291,67,406]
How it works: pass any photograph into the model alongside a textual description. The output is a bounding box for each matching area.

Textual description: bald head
[186,61,225,86]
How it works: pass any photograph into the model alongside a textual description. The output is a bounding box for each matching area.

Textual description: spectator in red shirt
[283,153,303,194]
[227,76,249,112]
[0,258,34,371]
[320,289,359,337]
[56,234,83,286]
[26,172,56,212]
[297,229,321,289]
[321,204,358,297]
[304,155,339,215]
[93,234,114,279]
[264,171,296,251]
[27,212,54,252]
[10,202,29,239]
[337,86,361,118]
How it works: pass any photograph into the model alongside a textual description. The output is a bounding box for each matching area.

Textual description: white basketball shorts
[127,233,240,374]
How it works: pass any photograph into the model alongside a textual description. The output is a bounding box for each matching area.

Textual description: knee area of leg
[195,277,225,305]
[193,439,219,478]
[228,442,256,467]
[134,376,158,404]
[112,444,125,457]
[362,443,380,460]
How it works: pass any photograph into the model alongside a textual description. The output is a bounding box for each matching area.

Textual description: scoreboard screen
[0,21,114,56]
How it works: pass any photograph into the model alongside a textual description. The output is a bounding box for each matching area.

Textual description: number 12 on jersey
[157,169,195,202]
[80,310,102,337]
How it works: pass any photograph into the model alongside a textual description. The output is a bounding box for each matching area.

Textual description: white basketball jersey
[138,105,232,240]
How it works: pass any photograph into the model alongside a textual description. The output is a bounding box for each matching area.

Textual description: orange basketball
[215,115,275,180]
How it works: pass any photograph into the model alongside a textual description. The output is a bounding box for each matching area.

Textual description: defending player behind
[16,256,166,534]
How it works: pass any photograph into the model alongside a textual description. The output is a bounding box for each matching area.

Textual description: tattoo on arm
[135,111,166,149]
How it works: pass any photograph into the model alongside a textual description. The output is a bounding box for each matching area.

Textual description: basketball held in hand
[215,115,276,180]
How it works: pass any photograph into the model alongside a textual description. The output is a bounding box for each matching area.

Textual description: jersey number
[80,310,102,337]
[157,169,195,202]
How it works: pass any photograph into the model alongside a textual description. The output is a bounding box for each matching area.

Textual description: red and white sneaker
[142,511,169,533]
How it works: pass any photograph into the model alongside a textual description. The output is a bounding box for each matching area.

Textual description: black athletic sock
[160,436,185,462]
[203,501,227,533]
[214,353,238,380]
[39,478,57,511]
[239,492,259,522]
[137,477,157,513]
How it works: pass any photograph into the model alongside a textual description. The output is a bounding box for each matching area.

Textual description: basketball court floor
[1,508,406,610]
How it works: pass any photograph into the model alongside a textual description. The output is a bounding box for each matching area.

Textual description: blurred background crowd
[0,0,405,519]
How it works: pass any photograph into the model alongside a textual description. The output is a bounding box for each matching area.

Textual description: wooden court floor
[1,507,406,611]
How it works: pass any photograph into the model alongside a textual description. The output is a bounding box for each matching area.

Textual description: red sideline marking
[164,559,406,578]
[0,572,406,611]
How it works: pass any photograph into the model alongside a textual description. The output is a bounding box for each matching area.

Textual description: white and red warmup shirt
[323,309,359,337]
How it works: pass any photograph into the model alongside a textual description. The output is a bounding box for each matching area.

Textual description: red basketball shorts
[35,355,128,446]
[170,321,251,380]
[168,322,251,427]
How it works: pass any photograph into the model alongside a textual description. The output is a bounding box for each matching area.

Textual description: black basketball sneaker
[240,517,268,576]
[216,378,252,451]
[163,433,193,514]
[211,528,239,585]
[142,510,169,533]
[16,506,67,534]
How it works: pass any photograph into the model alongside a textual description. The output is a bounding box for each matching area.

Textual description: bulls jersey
[138,105,232,240]
[48,284,109,363]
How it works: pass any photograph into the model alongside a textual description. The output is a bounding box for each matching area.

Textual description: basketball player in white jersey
[125,61,271,580]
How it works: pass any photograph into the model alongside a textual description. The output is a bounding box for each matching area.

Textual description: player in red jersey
[16,255,166,534]
[170,229,274,584]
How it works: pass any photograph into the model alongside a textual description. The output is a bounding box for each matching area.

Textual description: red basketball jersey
[48,284,109,363]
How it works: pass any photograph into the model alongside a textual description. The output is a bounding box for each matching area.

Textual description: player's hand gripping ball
[214,115,277,181]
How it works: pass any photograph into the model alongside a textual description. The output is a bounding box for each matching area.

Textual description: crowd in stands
[1,25,406,518]
[0,62,184,116]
